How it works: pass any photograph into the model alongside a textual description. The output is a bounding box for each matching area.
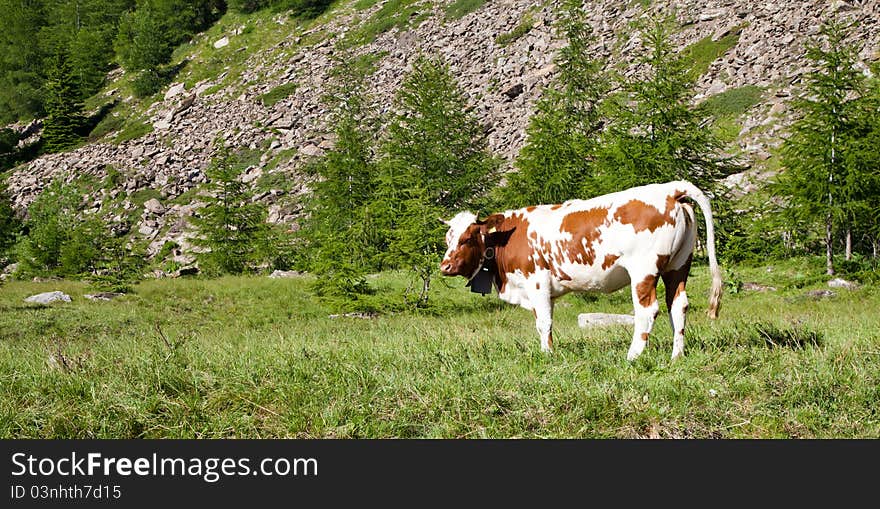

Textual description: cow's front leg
[627,272,660,361]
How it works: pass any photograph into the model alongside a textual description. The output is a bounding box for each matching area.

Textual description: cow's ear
[485,227,515,247]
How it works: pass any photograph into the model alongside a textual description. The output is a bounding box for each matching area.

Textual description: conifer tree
[501,1,610,207]
[0,183,21,264]
[23,181,114,278]
[297,54,380,296]
[41,52,84,152]
[191,143,269,275]
[775,20,866,274]
[378,55,500,306]
[594,16,728,195]
[0,0,47,123]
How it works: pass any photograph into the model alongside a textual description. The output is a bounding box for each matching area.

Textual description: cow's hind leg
[627,271,660,361]
[661,258,691,360]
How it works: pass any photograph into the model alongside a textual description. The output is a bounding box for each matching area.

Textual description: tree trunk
[845,229,852,261]
[826,215,835,275]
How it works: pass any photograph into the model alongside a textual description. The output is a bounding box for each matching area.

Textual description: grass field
[1,257,878,438]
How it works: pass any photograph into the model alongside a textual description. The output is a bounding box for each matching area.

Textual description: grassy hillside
[1,257,877,438]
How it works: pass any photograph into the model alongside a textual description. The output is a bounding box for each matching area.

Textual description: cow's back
[497,182,694,298]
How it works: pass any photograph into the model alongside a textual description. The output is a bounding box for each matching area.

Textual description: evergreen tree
[501,1,610,207]
[41,52,85,152]
[190,143,269,275]
[40,0,137,99]
[0,0,47,123]
[115,1,173,72]
[378,55,500,306]
[18,178,116,277]
[0,183,21,264]
[594,16,729,195]
[775,20,866,274]
[297,55,380,297]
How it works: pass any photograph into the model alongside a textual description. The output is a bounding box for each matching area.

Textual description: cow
[439,180,722,361]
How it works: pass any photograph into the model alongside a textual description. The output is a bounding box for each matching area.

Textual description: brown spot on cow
[614,194,683,234]
[661,255,692,308]
[655,254,670,271]
[526,206,537,212]
[640,332,649,341]
[602,254,619,270]
[489,213,538,289]
[536,282,541,290]
[550,204,562,210]
[559,207,609,266]
[636,274,658,307]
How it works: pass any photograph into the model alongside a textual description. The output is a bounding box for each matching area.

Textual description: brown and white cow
[439,180,722,360]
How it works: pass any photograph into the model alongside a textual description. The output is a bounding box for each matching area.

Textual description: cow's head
[439,212,513,278]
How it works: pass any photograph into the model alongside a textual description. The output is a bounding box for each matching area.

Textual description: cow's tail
[677,181,722,319]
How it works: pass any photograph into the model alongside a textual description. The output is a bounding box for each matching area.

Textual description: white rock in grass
[213,36,229,49]
[25,291,72,304]
[828,278,859,290]
[577,313,634,328]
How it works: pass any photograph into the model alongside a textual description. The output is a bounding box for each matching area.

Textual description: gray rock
[268,269,302,278]
[806,289,835,299]
[828,278,858,290]
[84,292,124,301]
[578,313,634,328]
[164,82,186,101]
[299,144,323,157]
[143,198,166,214]
[25,291,72,304]
[742,282,777,292]
[173,266,199,277]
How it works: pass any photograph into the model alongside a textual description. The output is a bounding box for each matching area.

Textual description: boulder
[806,289,835,299]
[827,278,858,290]
[143,198,166,215]
[213,36,229,49]
[742,282,777,292]
[578,313,634,328]
[84,292,124,301]
[164,82,186,101]
[268,269,302,278]
[25,291,72,304]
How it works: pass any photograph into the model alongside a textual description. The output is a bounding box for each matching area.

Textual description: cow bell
[467,265,495,295]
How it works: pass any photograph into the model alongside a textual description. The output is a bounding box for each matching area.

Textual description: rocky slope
[4,0,879,263]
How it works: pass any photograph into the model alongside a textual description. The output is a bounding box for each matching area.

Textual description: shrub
[16,179,109,277]
[131,69,169,98]
[445,0,486,21]
[259,82,297,107]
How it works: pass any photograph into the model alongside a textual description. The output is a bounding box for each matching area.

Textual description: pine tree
[190,143,269,275]
[0,0,47,123]
[297,54,380,297]
[16,179,82,274]
[114,1,173,71]
[41,52,84,152]
[594,16,729,195]
[501,1,610,207]
[775,20,866,274]
[0,183,21,264]
[378,55,500,306]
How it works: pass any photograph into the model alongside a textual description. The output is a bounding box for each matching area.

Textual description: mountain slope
[3,0,879,262]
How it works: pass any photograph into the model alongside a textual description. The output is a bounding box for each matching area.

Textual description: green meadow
[1,256,878,438]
